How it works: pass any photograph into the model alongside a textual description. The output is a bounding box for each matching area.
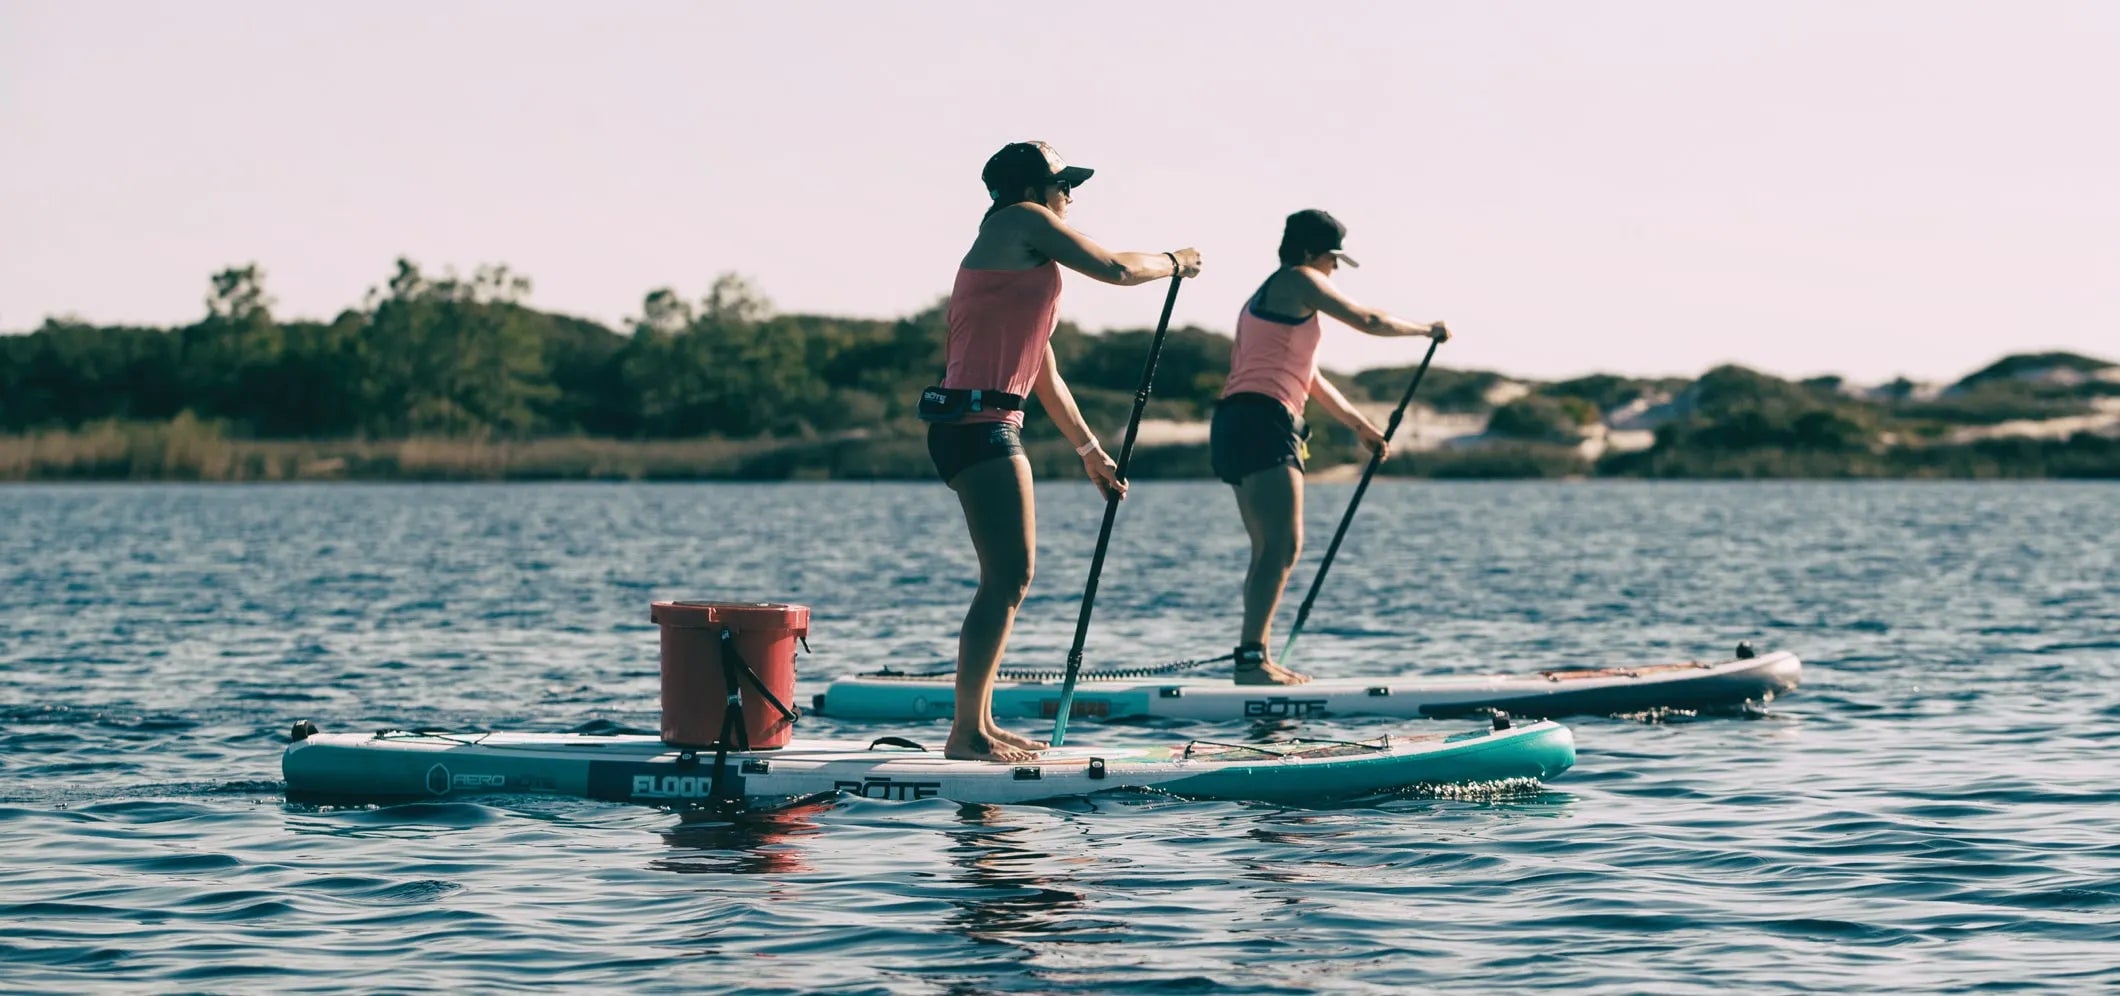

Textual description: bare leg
[1232,464,1310,685]
[946,455,1046,761]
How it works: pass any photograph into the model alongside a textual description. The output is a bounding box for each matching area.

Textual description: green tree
[1061,325,1231,418]
[177,264,285,428]
[2,318,182,428]
[1543,373,1685,413]
[1354,365,1506,411]
[1955,351,2115,388]
[1488,394,1599,443]
[704,273,773,326]
[620,273,822,437]
[356,259,553,435]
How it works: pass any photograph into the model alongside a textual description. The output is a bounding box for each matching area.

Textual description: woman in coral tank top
[1210,209,1448,685]
[924,141,1202,761]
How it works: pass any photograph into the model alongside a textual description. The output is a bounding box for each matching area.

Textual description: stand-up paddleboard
[815,648,1800,723]
[282,718,1573,807]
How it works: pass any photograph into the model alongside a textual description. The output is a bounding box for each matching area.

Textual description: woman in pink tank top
[1210,209,1449,685]
[925,141,1203,762]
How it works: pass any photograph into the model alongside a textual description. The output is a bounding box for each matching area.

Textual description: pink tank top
[942,262,1064,427]
[1222,270,1323,415]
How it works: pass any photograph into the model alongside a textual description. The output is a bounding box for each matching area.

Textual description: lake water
[3,481,2116,993]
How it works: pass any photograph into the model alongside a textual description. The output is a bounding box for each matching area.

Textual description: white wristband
[1076,437,1101,457]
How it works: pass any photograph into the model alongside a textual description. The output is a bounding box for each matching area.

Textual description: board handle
[866,736,928,752]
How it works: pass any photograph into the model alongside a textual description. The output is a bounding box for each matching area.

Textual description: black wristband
[1165,251,1180,275]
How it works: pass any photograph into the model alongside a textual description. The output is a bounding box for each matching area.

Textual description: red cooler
[651,600,807,749]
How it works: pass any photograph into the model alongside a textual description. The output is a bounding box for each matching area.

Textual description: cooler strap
[717,627,802,725]
[735,660,801,726]
[707,627,750,803]
[706,626,805,805]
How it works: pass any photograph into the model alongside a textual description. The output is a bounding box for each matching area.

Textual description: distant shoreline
[3,417,2113,482]
[7,266,2116,480]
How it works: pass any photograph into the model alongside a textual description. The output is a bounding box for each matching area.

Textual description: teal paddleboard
[816,650,1800,723]
[282,719,1574,807]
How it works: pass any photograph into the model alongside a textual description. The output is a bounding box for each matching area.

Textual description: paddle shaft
[1279,335,1441,665]
[1050,276,1184,746]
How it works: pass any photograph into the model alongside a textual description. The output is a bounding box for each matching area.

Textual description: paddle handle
[1280,335,1441,665]
[1051,276,1184,746]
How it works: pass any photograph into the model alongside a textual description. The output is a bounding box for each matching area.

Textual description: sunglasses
[1049,179,1073,196]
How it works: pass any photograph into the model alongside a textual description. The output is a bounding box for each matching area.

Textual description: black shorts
[927,422,1024,484]
[1210,393,1309,485]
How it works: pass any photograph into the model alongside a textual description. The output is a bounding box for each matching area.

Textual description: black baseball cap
[1282,208,1360,267]
[982,141,1095,199]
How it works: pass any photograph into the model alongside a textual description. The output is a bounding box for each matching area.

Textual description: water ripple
[2,481,2117,991]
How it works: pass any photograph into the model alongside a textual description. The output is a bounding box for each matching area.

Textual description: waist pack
[917,386,1024,423]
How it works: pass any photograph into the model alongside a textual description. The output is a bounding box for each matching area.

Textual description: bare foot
[1235,659,1311,685]
[985,724,1049,751]
[944,731,1042,763]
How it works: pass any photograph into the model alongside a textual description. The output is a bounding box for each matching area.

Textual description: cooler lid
[650,600,810,632]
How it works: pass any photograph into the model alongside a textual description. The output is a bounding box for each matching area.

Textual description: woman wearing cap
[925,140,1202,762]
[1212,209,1448,685]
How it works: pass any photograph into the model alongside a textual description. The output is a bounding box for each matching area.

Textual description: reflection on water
[656,800,831,876]
[941,803,1091,940]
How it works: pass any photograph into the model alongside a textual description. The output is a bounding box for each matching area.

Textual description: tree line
[4,260,2114,479]
[0,261,1247,442]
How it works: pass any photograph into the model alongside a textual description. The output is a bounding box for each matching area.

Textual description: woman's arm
[1032,341,1127,499]
[1033,341,1098,452]
[1294,268,1446,340]
[1014,205,1202,286]
[1309,374,1389,455]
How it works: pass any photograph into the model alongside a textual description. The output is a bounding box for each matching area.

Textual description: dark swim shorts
[1210,392,1310,485]
[927,422,1025,484]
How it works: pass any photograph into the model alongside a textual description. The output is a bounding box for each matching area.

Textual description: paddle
[1279,333,1442,667]
[1049,275,1185,747]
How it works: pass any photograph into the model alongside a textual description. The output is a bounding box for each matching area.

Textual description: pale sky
[3,1,2114,383]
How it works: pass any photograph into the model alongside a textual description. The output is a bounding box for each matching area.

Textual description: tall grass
[4,417,2111,481]
[0,416,810,482]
